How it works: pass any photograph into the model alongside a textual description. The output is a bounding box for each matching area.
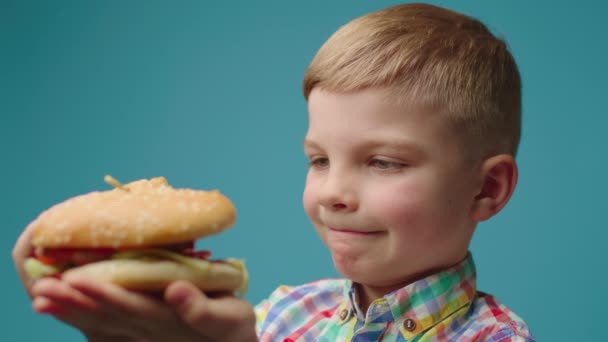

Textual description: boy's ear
[470,154,518,222]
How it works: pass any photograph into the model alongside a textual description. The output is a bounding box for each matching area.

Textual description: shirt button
[403,318,416,332]
[339,309,349,321]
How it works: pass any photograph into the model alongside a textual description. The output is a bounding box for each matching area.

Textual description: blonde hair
[303,3,521,158]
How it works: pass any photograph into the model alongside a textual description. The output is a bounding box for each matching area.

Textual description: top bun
[29,177,236,248]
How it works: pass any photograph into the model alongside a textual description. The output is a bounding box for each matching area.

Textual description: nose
[317,168,358,212]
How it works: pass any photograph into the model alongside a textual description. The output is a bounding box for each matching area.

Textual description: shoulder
[254,278,347,337]
[464,292,535,342]
[255,278,346,315]
[264,278,346,300]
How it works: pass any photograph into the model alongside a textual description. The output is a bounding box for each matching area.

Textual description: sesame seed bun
[28,177,237,248]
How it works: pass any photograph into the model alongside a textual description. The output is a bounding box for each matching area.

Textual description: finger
[65,275,194,341]
[32,296,67,315]
[32,294,117,335]
[35,277,197,341]
[38,277,167,339]
[12,227,34,296]
[65,275,174,321]
[166,282,224,340]
[32,278,98,310]
[165,281,256,335]
[33,296,101,330]
[31,279,113,332]
[165,281,214,328]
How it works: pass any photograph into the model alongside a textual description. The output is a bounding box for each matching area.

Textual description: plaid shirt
[255,254,533,341]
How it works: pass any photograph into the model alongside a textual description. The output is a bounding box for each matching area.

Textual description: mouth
[328,227,383,236]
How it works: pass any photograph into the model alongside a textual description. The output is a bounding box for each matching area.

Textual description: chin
[330,252,381,283]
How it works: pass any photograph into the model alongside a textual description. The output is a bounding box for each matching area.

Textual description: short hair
[303,3,521,158]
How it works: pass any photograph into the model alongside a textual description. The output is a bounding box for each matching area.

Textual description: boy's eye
[369,159,405,170]
[308,157,329,169]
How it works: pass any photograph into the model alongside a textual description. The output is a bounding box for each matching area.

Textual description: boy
[13,3,533,341]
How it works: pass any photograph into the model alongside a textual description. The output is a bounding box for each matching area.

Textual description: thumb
[165,281,257,340]
[165,281,211,326]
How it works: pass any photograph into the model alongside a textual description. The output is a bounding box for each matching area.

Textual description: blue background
[2,1,606,340]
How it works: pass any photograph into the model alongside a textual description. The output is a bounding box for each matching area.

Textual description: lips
[328,227,383,235]
[320,214,384,235]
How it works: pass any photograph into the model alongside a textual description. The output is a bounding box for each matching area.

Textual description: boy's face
[303,88,481,293]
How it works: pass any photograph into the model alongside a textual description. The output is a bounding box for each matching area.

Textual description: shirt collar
[340,253,477,336]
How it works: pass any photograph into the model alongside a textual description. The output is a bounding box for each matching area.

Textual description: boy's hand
[31,277,257,342]
[13,227,137,341]
[13,224,34,296]
[165,280,258,342]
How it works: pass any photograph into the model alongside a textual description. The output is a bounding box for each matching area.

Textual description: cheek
[366,181,438,229]
[302,174,319,220]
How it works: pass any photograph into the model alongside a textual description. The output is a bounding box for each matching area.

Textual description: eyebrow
[302,138,320,150]
[303,137,425,157]
[362,138,425,156]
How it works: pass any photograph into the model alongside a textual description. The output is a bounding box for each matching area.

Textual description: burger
[23,176,247,294]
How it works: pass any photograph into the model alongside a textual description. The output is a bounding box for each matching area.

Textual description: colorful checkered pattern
[255,254,533,341]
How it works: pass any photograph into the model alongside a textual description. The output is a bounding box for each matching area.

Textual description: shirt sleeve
[486,327,535,342]
[254,285,294,336]
[489,336,535,342]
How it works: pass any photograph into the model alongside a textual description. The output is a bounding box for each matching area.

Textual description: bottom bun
[62,258,246,292]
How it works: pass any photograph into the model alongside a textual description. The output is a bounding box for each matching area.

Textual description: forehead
[306,88,447,138]
[308,87,396,118]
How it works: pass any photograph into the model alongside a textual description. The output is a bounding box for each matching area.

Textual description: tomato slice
[37,255,56,265]
[182,249,212,260]
[33,241,208,266]
[36,248,116,265]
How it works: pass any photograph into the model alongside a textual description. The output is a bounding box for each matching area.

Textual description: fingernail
[33,296,65,315]
[168,287,191,306]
